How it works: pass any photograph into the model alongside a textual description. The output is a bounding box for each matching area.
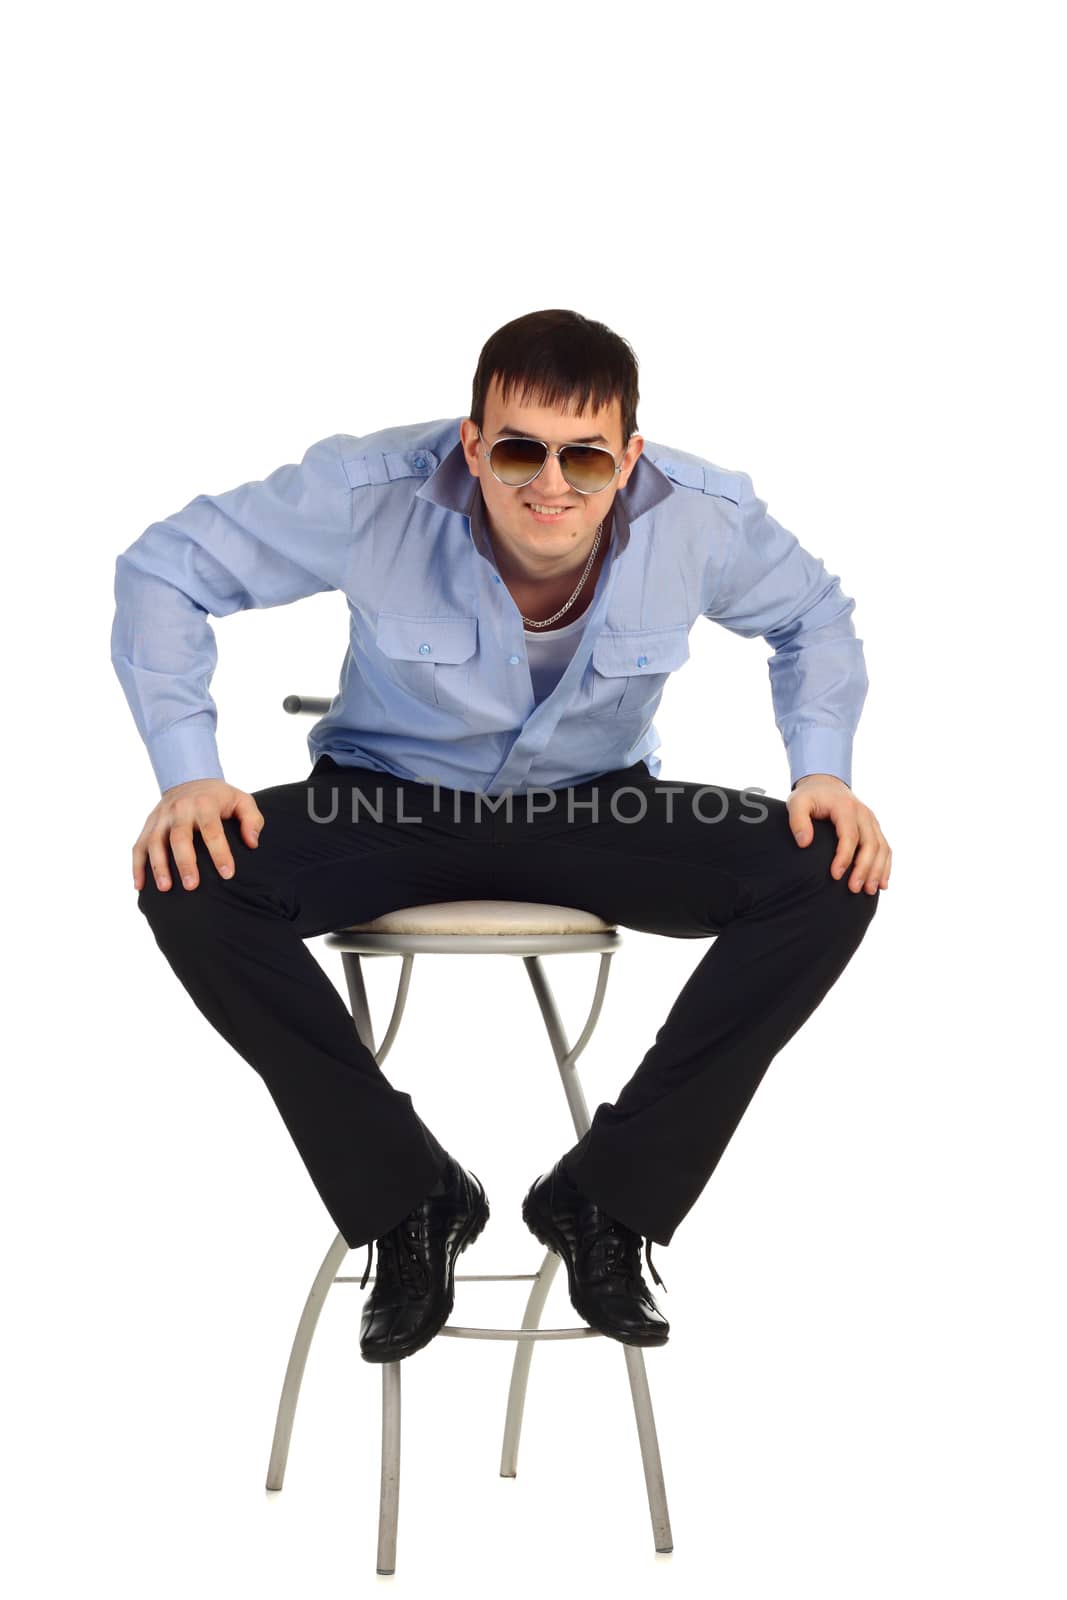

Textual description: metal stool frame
[263,918,674,1574]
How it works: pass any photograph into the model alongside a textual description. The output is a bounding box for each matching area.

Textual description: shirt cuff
[147,721,226,795]
[787,729,854,791]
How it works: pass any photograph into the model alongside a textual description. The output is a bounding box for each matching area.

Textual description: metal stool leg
[265,1227,351,1491]
[266,951,415,1573]
[378,1363,401,1575]
[502,952,674,1554]
[343,950,410,1574]
[500,953,610,1476]
[498,1247,561,1477]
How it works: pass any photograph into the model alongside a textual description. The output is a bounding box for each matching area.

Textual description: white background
[4,1,1064,1595]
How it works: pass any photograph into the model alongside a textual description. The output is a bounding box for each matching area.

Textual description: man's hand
[133,778,265,893]
[787,774,891,895]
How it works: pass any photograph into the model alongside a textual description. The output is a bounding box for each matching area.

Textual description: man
[112,308,890,1364]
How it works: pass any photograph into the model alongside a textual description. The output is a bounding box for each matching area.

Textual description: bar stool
[263,896,674,1575]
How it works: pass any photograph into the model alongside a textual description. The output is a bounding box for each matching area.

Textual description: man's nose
[531,451,571,498]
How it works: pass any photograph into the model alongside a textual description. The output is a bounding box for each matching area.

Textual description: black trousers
[136,756,880,1249]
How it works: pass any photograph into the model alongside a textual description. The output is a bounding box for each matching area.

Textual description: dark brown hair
[469,308,640,447]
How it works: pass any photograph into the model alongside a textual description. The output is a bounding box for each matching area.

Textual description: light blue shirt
[111,416,868,797]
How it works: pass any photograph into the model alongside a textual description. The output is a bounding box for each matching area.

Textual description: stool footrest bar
[438,1326,602,1341]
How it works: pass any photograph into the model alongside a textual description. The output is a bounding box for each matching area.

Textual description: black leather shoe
[358,1154,489,1363]
[521,1158,669,1347]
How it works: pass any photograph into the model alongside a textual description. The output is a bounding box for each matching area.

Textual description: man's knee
[137,870,214,925]
[813,820,882,931]
[792,817,880,920]
[137,817,245,924]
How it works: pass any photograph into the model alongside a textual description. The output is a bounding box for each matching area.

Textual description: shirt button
[636,654,649,667]
[508,654,520,665]
[413,454,426,469]
[419,642,432,655]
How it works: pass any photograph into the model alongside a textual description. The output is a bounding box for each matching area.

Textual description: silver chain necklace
[521,520,604,629]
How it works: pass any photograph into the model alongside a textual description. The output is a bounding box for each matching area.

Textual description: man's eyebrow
[496,422,612,447]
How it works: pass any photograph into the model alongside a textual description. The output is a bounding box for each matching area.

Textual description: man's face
[459,375,644,577]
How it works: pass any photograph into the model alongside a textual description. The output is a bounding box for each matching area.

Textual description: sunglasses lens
[489,437,547,485]
[560,446,616,493]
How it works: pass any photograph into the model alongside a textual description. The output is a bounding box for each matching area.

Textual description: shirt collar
[415,436,676,524]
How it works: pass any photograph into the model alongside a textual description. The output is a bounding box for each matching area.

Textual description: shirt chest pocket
[374,612,479,717]
[584,625,692,718]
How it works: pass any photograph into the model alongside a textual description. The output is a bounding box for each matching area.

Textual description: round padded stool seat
[339,899,618,936]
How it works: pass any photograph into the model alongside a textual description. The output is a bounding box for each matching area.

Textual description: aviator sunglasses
[477,426,625,495]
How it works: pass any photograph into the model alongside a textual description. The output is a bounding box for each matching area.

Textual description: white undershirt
[523,607,588,704]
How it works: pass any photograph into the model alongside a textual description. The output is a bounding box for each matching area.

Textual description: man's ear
[620,434,644,486]
[459,419,480,476]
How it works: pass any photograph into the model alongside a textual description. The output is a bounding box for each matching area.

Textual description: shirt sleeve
[702,471,868,789]
[110,434,350,795]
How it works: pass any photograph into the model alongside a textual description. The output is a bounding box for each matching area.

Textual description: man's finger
[132,836,149,889]
[848,827,880,891]
[235,792,266,847]
[167,821,199,890]
[148,833,173,891]
[831,824,859,878]
[790,797,814,845]
[197,814,236,880]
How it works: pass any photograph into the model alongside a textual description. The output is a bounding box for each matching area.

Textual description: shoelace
[582,1218,667,1293]
[360,1213,430,1299]
[645,1237,666,1292]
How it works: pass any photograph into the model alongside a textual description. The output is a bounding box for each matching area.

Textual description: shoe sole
[521,1182,669,1349]
[360,1170,490,1364]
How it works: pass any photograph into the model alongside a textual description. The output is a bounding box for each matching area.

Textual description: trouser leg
[135,765,492,1247]
[487,767,881,1246]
